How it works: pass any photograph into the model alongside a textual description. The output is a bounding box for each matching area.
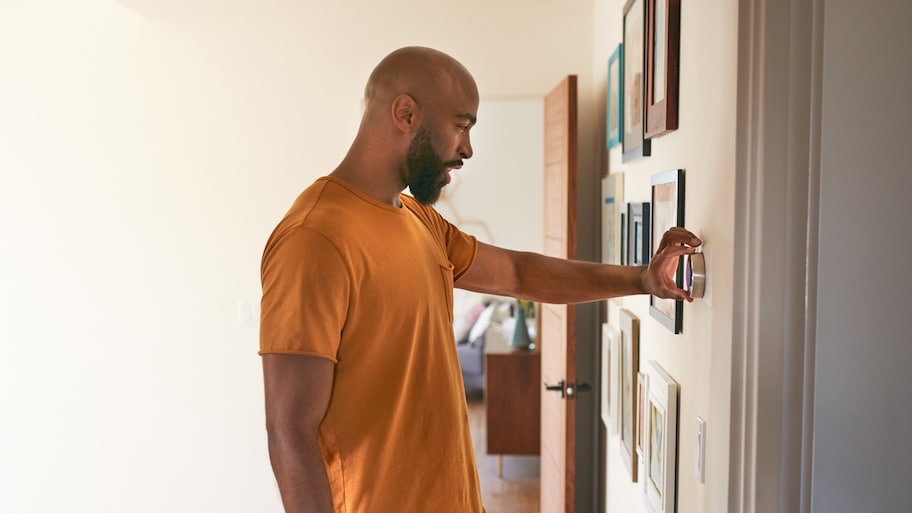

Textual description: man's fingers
[653,283,691,301]
[657,244,696,263]
[658,280,692,301]
[659,228,702,250]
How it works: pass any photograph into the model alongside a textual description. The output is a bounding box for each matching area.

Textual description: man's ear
[391,93,419,133]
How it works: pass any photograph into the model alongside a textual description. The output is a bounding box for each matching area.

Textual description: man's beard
[404,126,459,206]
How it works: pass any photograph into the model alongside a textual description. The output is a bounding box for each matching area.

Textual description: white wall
[0,1,593,511]
[592,0,737,512]
[437,98,544,252]
[811,1,912,511]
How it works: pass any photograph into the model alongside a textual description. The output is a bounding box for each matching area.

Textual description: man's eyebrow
[457,113,477,125]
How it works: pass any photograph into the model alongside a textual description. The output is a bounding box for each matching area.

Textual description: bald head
[334,47,478,206]
[363,46,478,116]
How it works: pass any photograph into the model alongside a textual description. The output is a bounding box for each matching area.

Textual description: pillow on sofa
[467,302,498,346]
[454,300,488,344]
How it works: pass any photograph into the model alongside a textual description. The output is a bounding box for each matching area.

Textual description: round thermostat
[685,252,706,299]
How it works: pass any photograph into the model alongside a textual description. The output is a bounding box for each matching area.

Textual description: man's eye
[457,125,469,132]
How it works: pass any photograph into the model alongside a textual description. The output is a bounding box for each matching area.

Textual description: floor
[467,395,540,513]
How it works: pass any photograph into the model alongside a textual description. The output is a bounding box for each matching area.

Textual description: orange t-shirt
[259,177,484,513]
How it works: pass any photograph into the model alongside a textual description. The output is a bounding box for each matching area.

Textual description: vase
[510,303,533,349]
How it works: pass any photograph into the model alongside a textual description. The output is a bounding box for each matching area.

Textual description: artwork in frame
[600,323,610,425]
[627,202,652,266]
[636,371,647,461]
[607,43,624,149]
[601,322,622,435]
[619,308,640,481]
[649,169,685,333]
[602,174,624,265]
[620,202,630,266]
[622,0,652,162]
[643,360,679,513]
[645,0,681,138]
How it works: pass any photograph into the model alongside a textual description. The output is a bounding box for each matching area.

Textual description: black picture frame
[649,169,685,334]
[627,202,652,266]
[620,202,630,266]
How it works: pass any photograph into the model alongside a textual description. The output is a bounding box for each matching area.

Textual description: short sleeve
[444,220,478,281]
[259,226,351,362]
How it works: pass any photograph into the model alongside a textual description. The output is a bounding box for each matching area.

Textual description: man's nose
[459,136,473,160]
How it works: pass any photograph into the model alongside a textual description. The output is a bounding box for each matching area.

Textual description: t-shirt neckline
[319,176,409,215]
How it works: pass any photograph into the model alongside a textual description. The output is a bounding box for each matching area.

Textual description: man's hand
[642,227,702,302]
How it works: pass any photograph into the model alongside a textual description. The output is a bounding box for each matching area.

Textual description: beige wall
[592,0,737,512]
[438,98,545,252]
[0,0,739,510]
[0,1,594,511]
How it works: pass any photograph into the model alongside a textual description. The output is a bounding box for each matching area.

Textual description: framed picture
[619,308,640,481]
[627,202,652,266]
[601,323,622,435]
[607,43,624,149]
[620,202,630,266]
[622,0,652,162]
[636,371,647,460]
[645,0,681,138]
[601,174,624,265]
[649,169,685,333]
[643,360,679,513]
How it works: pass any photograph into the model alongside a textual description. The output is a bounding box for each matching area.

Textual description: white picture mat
[601,173,624,265]
[601,323,622,434]
[643,360,679,513]
[619,308,640,481]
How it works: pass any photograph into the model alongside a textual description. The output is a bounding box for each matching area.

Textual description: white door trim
[730,0,823,512]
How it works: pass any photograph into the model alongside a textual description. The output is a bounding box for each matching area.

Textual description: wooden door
[540,75,578,513]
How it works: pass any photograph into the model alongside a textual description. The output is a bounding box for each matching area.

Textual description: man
[259,46,700,513]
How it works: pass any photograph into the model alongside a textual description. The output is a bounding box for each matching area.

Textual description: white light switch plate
[236,299,260,326]
[695,416,707,483]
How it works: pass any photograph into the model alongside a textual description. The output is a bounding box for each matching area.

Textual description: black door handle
[566,381,592,400]
[543,379,566,399]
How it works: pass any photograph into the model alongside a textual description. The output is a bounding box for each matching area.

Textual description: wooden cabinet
[485,328,541,458]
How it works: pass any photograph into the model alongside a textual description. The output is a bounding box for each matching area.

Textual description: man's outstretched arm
[456,227,701,304]
[262,354,335,513]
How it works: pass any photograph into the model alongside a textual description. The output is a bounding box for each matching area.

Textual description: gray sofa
[453,294,514,394]
[457,335,486,392]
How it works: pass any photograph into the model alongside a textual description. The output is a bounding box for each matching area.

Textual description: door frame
[730,0,823,512]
